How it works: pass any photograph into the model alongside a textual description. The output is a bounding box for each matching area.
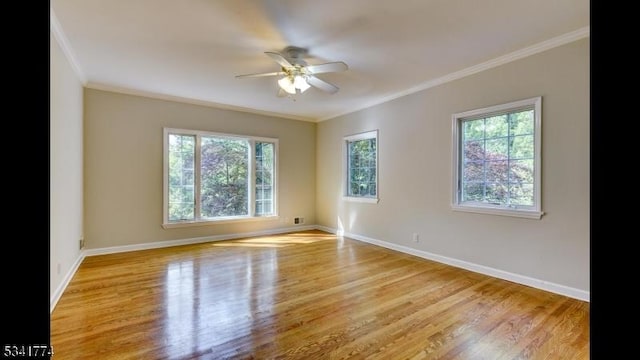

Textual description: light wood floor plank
[51,230,589,359]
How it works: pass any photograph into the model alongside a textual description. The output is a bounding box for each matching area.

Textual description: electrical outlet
[299,217,305,224]
[412,233,420,243]
[294,217,300,224]
[79,237,85,249]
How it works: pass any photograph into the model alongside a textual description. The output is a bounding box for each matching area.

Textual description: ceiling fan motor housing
[282,46,308,66]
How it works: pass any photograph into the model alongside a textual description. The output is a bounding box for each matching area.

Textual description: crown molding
[85,82,316,122]
[319,26,590,122]
[50,7,87,85]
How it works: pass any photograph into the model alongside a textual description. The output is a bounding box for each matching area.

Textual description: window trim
[451,97,543,219]
[162,128,279,228]
[343,130,379,204]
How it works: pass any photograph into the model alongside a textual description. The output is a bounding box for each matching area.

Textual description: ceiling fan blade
[265,52,293,69]
[235,71,285,79]
[305,62,348,74]
[306,75,339,94]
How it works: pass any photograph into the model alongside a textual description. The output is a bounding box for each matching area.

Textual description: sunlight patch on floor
[210,232,336,248]
[212,242,291,248]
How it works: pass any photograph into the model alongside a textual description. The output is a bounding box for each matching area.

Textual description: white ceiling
[51,0,589,122]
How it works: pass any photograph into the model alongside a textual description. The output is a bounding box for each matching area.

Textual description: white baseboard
[315,225,337,234]
[50,251,86,313]
[83,225,316,257]
[319,226,589,302]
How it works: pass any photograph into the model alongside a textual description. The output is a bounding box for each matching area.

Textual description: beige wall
[84,89,316,248]
[316,39,589,292]
[50,31,84,297]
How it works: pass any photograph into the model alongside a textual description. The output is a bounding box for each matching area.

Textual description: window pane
[463,140,485,161]
[255,142,275,216]
[509,110,534,135]
[168,134,195,221]
[509,135,534,159]
[256,186,272,200]
[509,159,534,184]
[485,183,508,204]
[485,138,508,160]
[351,153,360,168]
[261,200,272,214]
[509,184,534,206]
[350,168,359,183]
[485,115,508,138]
[463,119,484,140]
[200,136,249,218]
[350,181,361,196]
[463,161,483,183]
[462,183,484,202]
[347,137,377,198]
[485,160,508,183]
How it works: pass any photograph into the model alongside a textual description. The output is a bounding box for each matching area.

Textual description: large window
[452,97,543,219]
[344,130,379,203]
[163,128,277,227]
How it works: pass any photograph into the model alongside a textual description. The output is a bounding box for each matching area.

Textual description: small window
[164,128,278,228]
[344,130,379,203]
[255,142,275,216]
[452,97,543,219]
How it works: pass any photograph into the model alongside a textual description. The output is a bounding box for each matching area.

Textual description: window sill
[451,204,543,219]
[343,196,379,204]
[162,215,280,229]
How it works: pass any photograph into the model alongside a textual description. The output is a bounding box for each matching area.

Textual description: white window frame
[162,128,279,228]
[451,97,543,219]
[343,130,379,204]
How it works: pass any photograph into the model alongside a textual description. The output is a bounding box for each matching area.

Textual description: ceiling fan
[235,46,348,97]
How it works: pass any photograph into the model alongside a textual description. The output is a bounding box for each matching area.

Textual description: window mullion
[506,112,511,206]
[482,118,487,201]
[194,135,202,221]
[460,124,463,201]
[249,140,256,217]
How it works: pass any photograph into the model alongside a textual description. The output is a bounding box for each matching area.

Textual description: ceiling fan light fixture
[278,77,296,94]
[294,75,310,93]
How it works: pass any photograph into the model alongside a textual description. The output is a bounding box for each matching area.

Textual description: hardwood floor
[51,230,589,359]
